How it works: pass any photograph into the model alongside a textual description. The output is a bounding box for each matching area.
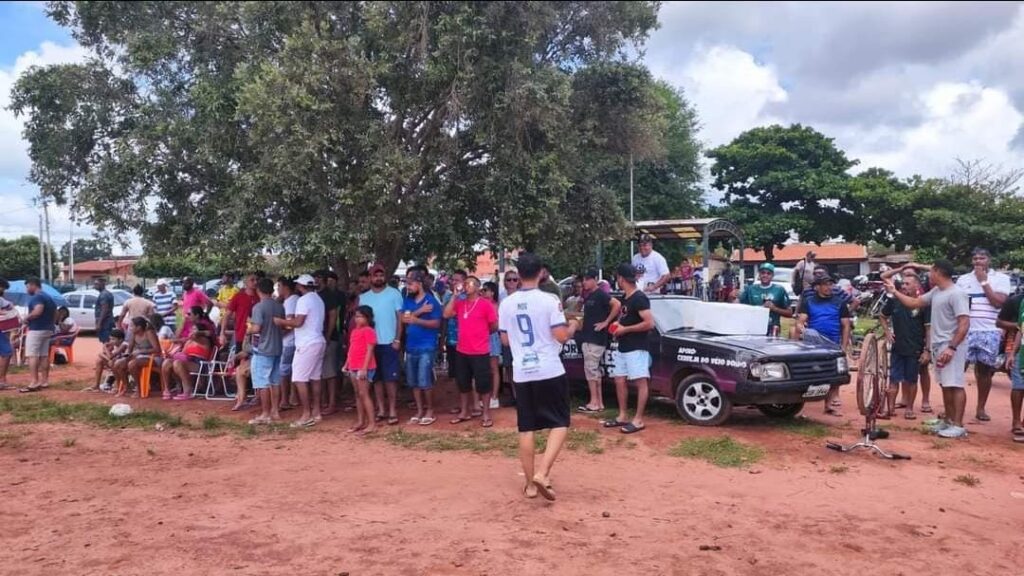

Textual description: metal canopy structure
[633,218,745,299]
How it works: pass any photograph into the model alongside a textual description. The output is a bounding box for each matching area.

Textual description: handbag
[0,307,19,332]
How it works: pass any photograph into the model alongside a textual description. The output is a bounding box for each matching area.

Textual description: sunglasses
[504,277,519,282]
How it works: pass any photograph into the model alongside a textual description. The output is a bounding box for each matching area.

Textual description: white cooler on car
[680,300,769,335]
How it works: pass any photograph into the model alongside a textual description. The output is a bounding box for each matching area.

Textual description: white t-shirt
[955,270,1011,332]
[282,294,299,348]
[498,288,567,383]
[631,250,669,289]
[293,292,326,348]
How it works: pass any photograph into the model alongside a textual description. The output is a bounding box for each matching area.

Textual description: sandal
[81,386,99,393]
[409,416,422,425]
[386,416,399,426]
[419,417,436,426]
[532,477,556,501]
[162,392,172,400]
[470,410,482,418]
[482,418,494,428]
[577,405,598,413]
[1011,427,1024,436]
[247,416,271,425]
[904,411,917,420]
[18,385,43,393]
[450,416,472,425]
[824,408,842,417]
[601,419,628,428]
[976,413,992,422]
[920,404,933,413]
[621,422,645,434]
[171,394,192,401]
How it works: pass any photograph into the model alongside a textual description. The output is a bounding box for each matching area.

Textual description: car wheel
[756,403,804,419]
[675,374,732,426]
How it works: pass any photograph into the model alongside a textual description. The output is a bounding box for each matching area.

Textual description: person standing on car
[955,247,1010,422]
[577,267,621,413]
[794,274,852,416]
[603,263,655,434]
[499,252,579,501]
[733,263,792,336]
[884,260,970,439]
[631,234,671,294]
[879,267,931,420]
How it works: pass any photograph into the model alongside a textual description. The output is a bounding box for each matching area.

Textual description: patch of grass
[0,396,184,430]
[385,428,604,457]
[953,474,980,487]
[930,439,951,450]
[737,416,831,438]
[63,437,76,447]
[829,464,849,474]
[0,431,25,449]
[668,436,764,468]
[201,415,230,431]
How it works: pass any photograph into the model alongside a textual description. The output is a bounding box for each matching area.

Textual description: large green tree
[11,1,665,281]
[60,236,112,262]
[0,236,58,280]
[707,124,857,261]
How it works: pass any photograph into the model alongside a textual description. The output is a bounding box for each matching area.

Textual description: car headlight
[750,362,789,381]
[836,356,848,374]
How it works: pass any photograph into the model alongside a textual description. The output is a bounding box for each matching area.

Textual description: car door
[79,294,97,331]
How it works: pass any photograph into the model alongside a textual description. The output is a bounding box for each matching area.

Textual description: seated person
[115,316,163,397]
[85,328,127,392]
[160,306,217,400]
[52,306,80,345]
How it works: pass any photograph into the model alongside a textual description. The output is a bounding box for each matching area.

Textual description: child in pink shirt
[344,306,378,436]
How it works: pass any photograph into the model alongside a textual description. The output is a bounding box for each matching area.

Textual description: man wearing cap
[793,251,818,295]
[733,263,792,336]
[631,235,671,294]
[798,265,852,310]
[401,271,443,425]
[273,274,325,427]
[795,273,852,415]
[153,279,178,332]
[360,264,404,424]
[955,247,1010,422]
[603,263,654,434]
[577,267,621,413]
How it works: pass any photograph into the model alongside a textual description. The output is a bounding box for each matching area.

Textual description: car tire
[675,374,732,426]
[756,403,804,419]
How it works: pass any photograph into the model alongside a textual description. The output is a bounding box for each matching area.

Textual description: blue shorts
[405,349,436,390]
[372,344,400,383]
[1012,366,1024,391]
[0,331,11,358]
[966,330,1001,368]
[346,369,376,382]
[489,333,501,358]
[611,350,651,381]
[889,352,920,385]
[97,323,113,344]
[250,353,281,389]
[280,345,295,377]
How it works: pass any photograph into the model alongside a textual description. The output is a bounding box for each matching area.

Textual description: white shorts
[932,341,967,388]
[25,330,53,358]
[292,341,326,383]
[611,349,651,381]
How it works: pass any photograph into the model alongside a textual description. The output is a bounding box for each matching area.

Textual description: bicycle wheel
[856,333,880,416]
[875,336,890,411]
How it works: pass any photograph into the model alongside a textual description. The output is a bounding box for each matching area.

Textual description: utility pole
[69,216,75,287]
[629,152,635,257]
[38,212,44,279]
[43,201,53,283]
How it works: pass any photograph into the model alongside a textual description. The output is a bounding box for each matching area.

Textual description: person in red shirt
[443,276,499,427]
[220,273,261,410]
[344,306,378,436]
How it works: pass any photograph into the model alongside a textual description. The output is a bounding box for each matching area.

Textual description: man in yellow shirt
[216,272,239,309]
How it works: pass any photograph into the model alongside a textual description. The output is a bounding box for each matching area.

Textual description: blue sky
[3,2,1024,247]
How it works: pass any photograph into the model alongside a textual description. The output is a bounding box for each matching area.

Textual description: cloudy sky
[1,1,1023,246]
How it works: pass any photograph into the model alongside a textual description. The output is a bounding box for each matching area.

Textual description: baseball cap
[407,271,425,284]
[758,263,775,274]
[615,262,637,282]
[295,274,317,287]
[155,278,169,287]
[583,267,600,280]
[369,264,386,275]
[638,234,654,244]
[811,274,834,286]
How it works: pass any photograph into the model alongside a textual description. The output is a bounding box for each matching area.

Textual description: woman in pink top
[443,276,499,427]
[344,306,378,436]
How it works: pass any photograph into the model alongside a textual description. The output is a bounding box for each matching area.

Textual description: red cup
[608,322,620,336]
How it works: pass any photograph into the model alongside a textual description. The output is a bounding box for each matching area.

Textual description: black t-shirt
[579,289,613,347]
[882,297,929,357]
[616,290,651,353]
[998,293,1023,325]
[318,288,342,340]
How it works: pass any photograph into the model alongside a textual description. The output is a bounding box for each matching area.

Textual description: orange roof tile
[732,243,866,264]
[66,259,138,273]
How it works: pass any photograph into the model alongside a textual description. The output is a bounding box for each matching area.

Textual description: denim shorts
[1012,365,1024,391]
[405,349,436,390]
[251,353,281,389]
[0,331,11,358]
[889,352,920,384]
[346,369,376,382]
[280,345,295,377]
[611,349,651,381]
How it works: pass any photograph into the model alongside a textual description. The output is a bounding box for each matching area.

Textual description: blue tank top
[806,295,844,344]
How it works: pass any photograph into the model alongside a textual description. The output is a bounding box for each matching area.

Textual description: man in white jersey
[273,274,325,428]
[955,247,1010,422]
[631,234,670,294]
[499,253,578,501]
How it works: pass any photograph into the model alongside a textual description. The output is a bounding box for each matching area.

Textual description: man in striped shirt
[955,247,1011,422]
[152,279,178,333]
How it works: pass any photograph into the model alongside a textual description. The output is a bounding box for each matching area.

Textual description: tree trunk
[762,243,775,262]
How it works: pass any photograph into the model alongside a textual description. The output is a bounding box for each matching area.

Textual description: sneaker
[489,397,500,409]
[937,425,968,439]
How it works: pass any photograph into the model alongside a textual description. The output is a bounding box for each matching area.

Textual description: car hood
[668,332,842,356]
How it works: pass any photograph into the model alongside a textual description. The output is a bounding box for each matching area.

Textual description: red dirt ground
[2,336,1024,575]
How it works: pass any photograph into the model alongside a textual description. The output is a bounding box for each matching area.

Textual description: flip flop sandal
[409,416,422,424]
[620,422,645,434]
[162,392,173,400]
[1012,427,1024,436]
[976,413,992,422]
[1014,435,1024,444]
[577,406,598,413]
[482,419,494,428]
[524,484,538,499]
[18,385,43,393]
[904,411,917,420]
[450,416,472,425]
[470,411,482,418]
[247,416,271,425]
[876,412,892,420]
[532,478,556,501]
[0,384,11,391]
[920,405,934,413]
[419,417,436,426]
[824,408,842,417]
[894,403,907,409]
[375,414,386,422]
[449,407,462,414]
[602,419,628,428]
[387,416,399,425]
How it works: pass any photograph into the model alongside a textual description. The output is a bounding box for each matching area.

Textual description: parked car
[61,289,130,332]
[560,295,850,426]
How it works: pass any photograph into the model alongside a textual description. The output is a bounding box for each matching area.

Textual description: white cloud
[654,44,788,147]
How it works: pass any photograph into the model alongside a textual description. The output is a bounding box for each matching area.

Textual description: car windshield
[112,291,131,305]
[650,298,688,333]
